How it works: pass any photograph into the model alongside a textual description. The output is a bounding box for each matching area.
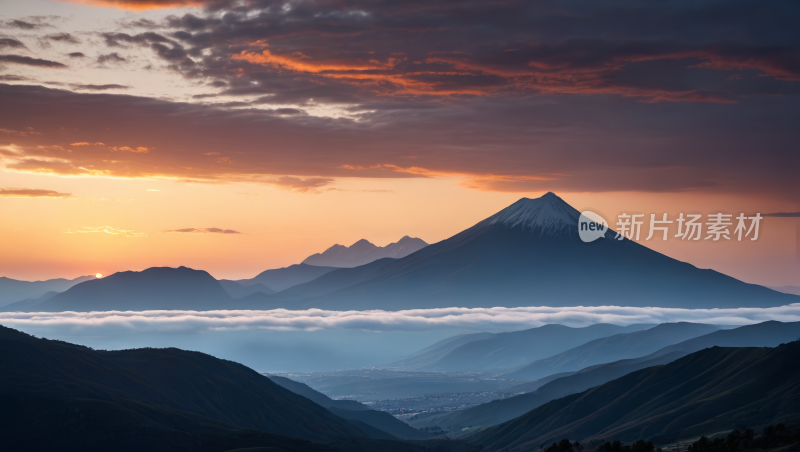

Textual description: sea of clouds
[3,305,799,334]
[3,305,799,372]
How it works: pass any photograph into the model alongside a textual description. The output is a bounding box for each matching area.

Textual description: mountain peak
[302,236,428,268]
[487,192,579,234]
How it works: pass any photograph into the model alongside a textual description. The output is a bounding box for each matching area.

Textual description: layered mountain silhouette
[0,275,94,307]
[268,375,430,439]
[265,193,798,310]
[386,323,652,372]
[219,279,276,298]
[242,258,398,307]
[303,236,428,268]
[411,321,800,432]
[469,340,800,451]
[0,324,360,449]
[3,266,234,312]
[0,324,478,452]
[501,322,720,380]
[237,263,340,292]
[3,193,796,313]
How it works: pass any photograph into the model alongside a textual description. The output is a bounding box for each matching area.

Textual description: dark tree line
[687,424,800,452]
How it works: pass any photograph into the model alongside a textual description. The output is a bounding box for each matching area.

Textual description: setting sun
[95,273,102,278]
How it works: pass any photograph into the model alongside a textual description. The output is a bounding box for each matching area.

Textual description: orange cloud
[0,187,72,198]
[59,0,205,11]
[233,49,397,74]
[109,146,150,153]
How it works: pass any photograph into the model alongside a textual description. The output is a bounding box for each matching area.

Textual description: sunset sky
[1,0,798,286]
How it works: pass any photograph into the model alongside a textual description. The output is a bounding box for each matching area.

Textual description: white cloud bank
[2,305,799,334]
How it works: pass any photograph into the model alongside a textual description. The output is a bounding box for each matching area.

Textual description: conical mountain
[275,192,797,310]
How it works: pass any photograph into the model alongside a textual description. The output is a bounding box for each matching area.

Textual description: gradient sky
[0,0,798,286]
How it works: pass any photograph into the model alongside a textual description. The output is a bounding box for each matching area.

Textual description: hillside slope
[0,324,367,445]
[421,323,652,372]
[470,342,800,451]
[502,322,719,380]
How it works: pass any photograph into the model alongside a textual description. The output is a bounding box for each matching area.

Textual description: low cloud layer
[0,187,71,198]
[63,226,148,237]
[2,305,799,335]
[161,227,241,234]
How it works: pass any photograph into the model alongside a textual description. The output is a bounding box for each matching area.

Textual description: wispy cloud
[0,188,71,198]
[64,226,147,237]
[0,55,66,68]
[1,305,798,334]
[161,227,241,234]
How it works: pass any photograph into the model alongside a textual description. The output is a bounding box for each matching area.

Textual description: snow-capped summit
[487,192,579,235]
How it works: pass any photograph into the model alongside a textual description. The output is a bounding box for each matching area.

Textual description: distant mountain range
[2,267,234,312]
[237,263,340,292]
[500,322,720,380]
[302,236,428,268]
[410,320,800,433]
[385,323,652,372]
[261,193,799,310]
[469,340,800,451]
[0,275,94,307]
[2,193,797,312]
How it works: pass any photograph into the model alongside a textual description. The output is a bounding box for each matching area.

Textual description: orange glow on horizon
[59,0,204,11]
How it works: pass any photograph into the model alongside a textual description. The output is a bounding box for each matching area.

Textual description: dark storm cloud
[0,55,66,68]
[1,84,798,200]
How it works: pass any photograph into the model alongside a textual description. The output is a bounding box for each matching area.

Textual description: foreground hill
[412,321,800,432]
[268,375,429,440]
[303,236,428,268]
[0,324,480,452]
[501,322,720,380]
[0,275,94,307]
[0,324,371,449]
[469,342,800,451]
[5,266,234,312]
[269,193,797,310]
[399,323,652,373]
